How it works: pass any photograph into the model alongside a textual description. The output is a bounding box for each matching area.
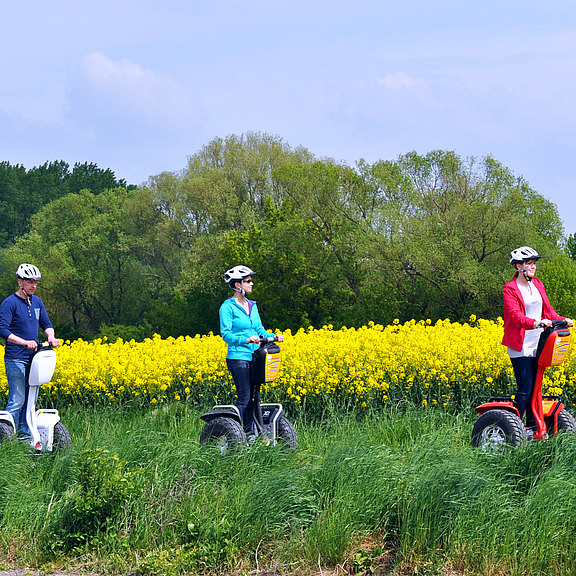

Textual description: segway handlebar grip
[538,320,569,330]
[36,341,53,351]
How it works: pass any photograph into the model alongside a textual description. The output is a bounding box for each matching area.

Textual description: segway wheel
[0,421,15,444]
[53,422,72,451]
[200,417,246,455]
[277,416,298,451]
[471,409,526,449]
[547,409,576,435]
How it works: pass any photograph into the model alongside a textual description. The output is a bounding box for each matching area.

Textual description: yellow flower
[11,316,570,413]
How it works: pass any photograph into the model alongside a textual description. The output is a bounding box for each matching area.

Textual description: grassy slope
[1,404,576,576]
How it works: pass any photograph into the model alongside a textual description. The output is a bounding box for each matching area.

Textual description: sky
[2,1,576,234]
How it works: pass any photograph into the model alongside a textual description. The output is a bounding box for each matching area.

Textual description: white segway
[0,343,71,452]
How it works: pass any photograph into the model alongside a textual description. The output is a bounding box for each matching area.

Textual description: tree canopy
[0,161,130,248]
[1,133,575,340]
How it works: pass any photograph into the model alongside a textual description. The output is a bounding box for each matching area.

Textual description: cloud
[376,72,426,91]
[73,52,199,129]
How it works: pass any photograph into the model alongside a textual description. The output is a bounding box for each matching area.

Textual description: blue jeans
[5,357,34,439]
[226,358,256,432]
[510,356,538,429]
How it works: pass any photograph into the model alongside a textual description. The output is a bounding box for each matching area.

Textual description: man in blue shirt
[0,263,59,439]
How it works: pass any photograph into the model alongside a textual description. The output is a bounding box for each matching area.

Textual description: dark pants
[510,356,538,429]
[226,358,256,432]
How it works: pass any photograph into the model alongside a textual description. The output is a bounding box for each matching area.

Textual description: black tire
[52,422,71,451]
[0,421,15,443]
[200,417,246,455]
[471,409,526,449]
[276,416,298,451]
[547,409,576,435]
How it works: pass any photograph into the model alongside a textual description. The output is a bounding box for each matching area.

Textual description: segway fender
[475,400,520,418]
[0,411,16,431]
[200,405,242,424]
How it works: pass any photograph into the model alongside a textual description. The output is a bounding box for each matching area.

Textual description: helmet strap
[232,281,246,297]
[17,279,31,303]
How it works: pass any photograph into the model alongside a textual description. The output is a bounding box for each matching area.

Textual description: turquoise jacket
[219,297,273,360]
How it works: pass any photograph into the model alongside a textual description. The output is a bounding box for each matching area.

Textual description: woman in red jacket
[502,246,573,433]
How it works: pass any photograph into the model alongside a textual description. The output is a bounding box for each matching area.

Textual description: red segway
[472,320,576,449]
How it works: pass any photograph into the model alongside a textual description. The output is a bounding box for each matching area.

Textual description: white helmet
[16,263,42,280]
[224,265,255,284]
[510,246,541,265]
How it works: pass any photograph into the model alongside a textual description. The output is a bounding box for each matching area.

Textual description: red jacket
[502,276,563,351]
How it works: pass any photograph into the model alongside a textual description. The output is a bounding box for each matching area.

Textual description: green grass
[2,403,576,575]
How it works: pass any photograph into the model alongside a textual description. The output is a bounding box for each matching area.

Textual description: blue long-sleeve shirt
[0,293,53,360]
[219,297,273,360]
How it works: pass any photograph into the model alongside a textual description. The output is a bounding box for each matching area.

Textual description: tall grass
[1,404,576,575]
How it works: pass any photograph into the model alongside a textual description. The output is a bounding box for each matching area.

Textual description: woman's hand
[247,334,284,343]
[536,319,553,329]
[566,318,574,327]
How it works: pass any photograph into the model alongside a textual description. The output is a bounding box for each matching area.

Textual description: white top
[508,281,543,358]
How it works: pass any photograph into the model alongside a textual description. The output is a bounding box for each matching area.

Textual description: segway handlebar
[36,341,54,350]
[258,335,280,346]
[31,342,54,355]
[538,320,569,330]
[20,341,53,353]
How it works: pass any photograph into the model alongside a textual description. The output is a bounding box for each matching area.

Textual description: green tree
[539,253,576,321]
[3,139,570,337]
[66,162,129,194]
[272,162,380,327]
[566,233,576,261]
[4,189,162,336]
[356,151,566,322]
[0,161,69,246]
[172,132,319,330]
[0,160,129,248]
[0,162,27,246]
[182,131,314,231]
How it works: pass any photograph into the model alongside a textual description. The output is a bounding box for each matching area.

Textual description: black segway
[200,336,297,454]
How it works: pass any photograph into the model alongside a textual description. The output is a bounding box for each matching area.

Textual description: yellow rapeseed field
[1,317,575,412]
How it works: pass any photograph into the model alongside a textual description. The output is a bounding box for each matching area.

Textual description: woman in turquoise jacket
[219,265,284,432]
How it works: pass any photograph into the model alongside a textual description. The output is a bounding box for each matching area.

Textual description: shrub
[41,447,137,553]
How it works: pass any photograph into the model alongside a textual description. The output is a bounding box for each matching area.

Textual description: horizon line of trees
[1,132,576,342]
